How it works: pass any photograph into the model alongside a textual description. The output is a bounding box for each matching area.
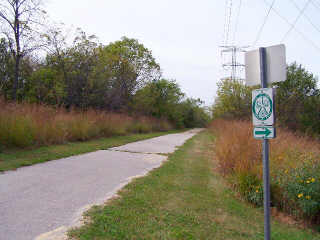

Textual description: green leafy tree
[0,38,14,98]
[24,67,65,105]
[131,79,185,127]
[44,29,99,109]
[213,63,320,136]
[132,79,209,128]
[212,78,252,119]
[64,30,99,109]
[179,98,210,128]
[275,62,320,134]
[100,37,161,110]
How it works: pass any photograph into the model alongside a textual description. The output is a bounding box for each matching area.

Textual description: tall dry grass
[210,119,261,176]
[210,119,320,222]
[0,99,172,148]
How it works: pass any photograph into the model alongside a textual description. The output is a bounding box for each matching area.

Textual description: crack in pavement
[0,129,203,240]
[107,149,169,156]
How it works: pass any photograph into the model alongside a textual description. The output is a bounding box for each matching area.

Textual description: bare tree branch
[0,0,47,100]
[0,12,14,30]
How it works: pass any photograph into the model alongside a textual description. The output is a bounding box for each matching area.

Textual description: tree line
[212,63,320,136]
[0,0,210,128]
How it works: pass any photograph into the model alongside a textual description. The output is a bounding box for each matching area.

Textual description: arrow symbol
[255,128,271,137]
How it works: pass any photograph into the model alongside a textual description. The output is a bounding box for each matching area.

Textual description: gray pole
[259,47,271,240]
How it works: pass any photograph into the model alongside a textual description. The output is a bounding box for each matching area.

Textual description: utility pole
[220,45,249,81]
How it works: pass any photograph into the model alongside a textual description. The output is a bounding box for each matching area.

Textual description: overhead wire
[281,0,311,42]
[221,0,230,76]
[252,0,276,47]
[310,0,320,11]
[231,0,242,79]
[225,0,233,45]
[221,0,233,74]
[290,0,320,35]
[232,0,242,44]
[262,0,320,52]
[222,0,229,45]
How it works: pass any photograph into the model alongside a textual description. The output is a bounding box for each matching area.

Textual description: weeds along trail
[0,99,172,148]
[210,119,320,225]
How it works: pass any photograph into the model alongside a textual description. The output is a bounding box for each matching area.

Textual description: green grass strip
[0,130,184,172]
[68,131,319,240]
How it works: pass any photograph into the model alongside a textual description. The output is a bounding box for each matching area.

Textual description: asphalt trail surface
[0,129,202,240]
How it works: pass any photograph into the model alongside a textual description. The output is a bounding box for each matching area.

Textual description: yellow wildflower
[311,178,315,183]
[298,193,303,198]
[256,190,259,193]
[306,196,311,200]
[307,180,310,184]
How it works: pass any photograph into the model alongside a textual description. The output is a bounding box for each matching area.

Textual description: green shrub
[128,122,152,133]
[276,159,320,218]
[236,173,263,206]
[0,115,35,147]
[157,120,172,132]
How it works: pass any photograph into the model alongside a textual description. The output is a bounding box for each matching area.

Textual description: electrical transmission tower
[221,0,248,81]
[220,45,248,81]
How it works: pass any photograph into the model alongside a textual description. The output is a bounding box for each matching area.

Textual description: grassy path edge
[0,129,186,172]
[67,130,319,240]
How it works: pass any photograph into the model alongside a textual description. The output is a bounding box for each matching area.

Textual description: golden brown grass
[0,99,172,148]
[210,119,320,177]
[210,119,261,176]
[210,119,320,223]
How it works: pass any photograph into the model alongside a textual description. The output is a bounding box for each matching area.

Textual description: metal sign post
[260,47,271,240]
[246,44,286,240]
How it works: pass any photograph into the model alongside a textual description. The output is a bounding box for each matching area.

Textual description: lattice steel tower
[220,45,248,81]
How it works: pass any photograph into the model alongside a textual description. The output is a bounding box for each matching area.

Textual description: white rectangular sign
[252,88,274,126]
[245,44,286,86]
[253,126,276,139]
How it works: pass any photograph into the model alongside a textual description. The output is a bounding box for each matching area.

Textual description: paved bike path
[0,129,202,240]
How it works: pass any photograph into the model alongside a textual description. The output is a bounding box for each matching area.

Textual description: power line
[253,0,276,47]
[310,0,320,11]
[222,0,230,68]
[262,0,320,52]
[281,0,311,42]
[222,0,234,72]
[222,0,229,45]
[225,0,233,45]
[221,0,248,82]
[290,0,320,34]
[232,0,242,44]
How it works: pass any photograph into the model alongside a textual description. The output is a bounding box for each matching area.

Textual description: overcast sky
[46,0,320,105]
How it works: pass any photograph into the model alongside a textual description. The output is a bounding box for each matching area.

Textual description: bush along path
[68,131,319,240]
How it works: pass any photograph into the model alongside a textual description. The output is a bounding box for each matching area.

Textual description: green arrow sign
[253,127,275,139]
[255,128,271,137]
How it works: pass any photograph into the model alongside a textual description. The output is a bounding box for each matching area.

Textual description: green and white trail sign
[252,88,274,126]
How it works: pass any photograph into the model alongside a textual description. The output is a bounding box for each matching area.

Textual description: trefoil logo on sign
[252,88,274,126]
[252,93,272,121]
